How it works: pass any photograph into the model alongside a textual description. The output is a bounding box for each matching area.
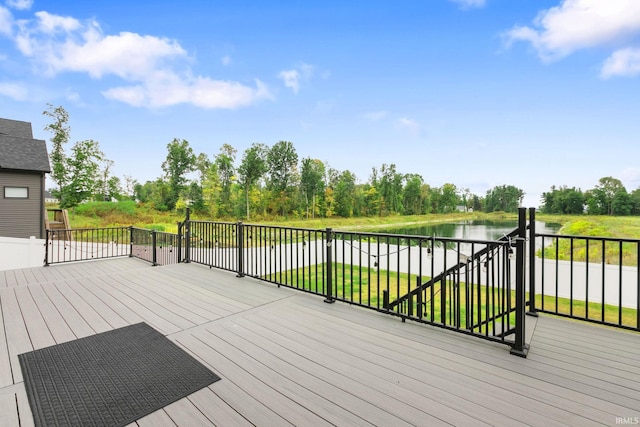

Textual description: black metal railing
[530,210,640,331]
[45,227,131,265]
[130,228,181,266]
[46,226,182,266]
[227,211,529,355]
[187,220,239,272]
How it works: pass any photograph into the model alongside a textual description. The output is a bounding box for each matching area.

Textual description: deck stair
[45,208,72,240]
[385,227,520,330]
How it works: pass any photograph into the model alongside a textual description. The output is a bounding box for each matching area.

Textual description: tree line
[44,105,637,219]
[131,140,530,219]
[541,178,640,215]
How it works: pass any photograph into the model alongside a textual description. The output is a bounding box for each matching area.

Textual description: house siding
[0,171,44,238]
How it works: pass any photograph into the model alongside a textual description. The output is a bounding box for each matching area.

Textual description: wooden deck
[0,258,639,426]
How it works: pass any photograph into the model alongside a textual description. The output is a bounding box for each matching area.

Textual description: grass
[265,262,639,331]
[264,262,519,334]
[64,202,189,232]
[536,214,640,266]
[535,293,638,327]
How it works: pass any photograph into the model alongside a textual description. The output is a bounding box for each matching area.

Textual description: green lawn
[265,262,639,331]
[264,263,519,334]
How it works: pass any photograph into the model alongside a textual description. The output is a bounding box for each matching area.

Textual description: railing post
[416,276,423,318]
[528,207,538,316]
[236,222,245,277]
[44,229,50,266]
[184,208,191,263]
[176,222,183,263]
[324,228,334,303]
[511,207,529,357]
[151,230,157,266]
[129,226,133,258]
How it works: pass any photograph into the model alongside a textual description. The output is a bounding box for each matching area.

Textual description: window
[4,186,29,198]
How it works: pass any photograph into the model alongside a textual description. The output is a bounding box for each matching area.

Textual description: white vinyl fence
[0,236,45,271]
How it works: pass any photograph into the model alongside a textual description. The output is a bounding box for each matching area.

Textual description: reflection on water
[376,220,560,241]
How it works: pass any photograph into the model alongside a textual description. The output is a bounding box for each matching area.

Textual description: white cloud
[504,0,640,61]
[16,15,184,78]
[32,10,80,33]
[395,117,421,136]
[601,47,640,78]
[278,62,315,94]
[103,74,271,109]
[0,6,12,36]
[278,69,301,94]
[0,81,28,100]
[9,10,271,109]
[449,0,486,10]
[6,0,32,10]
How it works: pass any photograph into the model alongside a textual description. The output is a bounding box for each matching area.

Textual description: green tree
[95,159,122,201]
[43,104,70,202]
[161,138,196,210]
[586,177,626,215]
[237,143,268,220]
[484,185,524,213]
[362,185,380,216]
[300,158,325,218]
[195,153,211,185]
[334,170,356,217]
[440,183,459,213]
[215,144,237,216]
[630,188,640,215]
[459,188,473,212]
[374,164,404,215]
[541,186,584,214]
[612,188,632,215]
[184,181,206,213]
[60,140,104,208]
[267,141,298,216]
[122,175,137,199]
[470,194,484,212]
[402,174,424,215]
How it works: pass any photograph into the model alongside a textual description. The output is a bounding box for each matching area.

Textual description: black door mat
[19,322,220,427]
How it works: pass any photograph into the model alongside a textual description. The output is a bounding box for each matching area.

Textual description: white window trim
[4,186,29,199]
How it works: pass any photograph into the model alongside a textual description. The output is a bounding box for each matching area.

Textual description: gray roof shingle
[0,118,34,139]
[0,118,50,173]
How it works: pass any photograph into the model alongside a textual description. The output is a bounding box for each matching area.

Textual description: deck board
[205,319,480,426]
[13,287,56,350]
[0,303,14,387]
[39,280,96,339]
[185,387,256,427]
[251,308,568,425]
[0,258,638,426]
[252,304,582,426]
[1,288,33,384]
[50,280,114,334]
[284,294,637,422]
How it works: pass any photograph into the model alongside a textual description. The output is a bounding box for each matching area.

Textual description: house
[44,190,59,204]
[0,118,50,239]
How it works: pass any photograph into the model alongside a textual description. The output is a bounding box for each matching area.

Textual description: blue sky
[2,0,640,207]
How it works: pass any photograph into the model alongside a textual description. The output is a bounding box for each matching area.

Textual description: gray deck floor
[0,258,639,426]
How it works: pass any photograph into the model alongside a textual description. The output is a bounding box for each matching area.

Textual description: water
[374,220,560,241]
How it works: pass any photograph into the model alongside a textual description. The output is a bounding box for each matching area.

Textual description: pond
[373,220,561,241]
